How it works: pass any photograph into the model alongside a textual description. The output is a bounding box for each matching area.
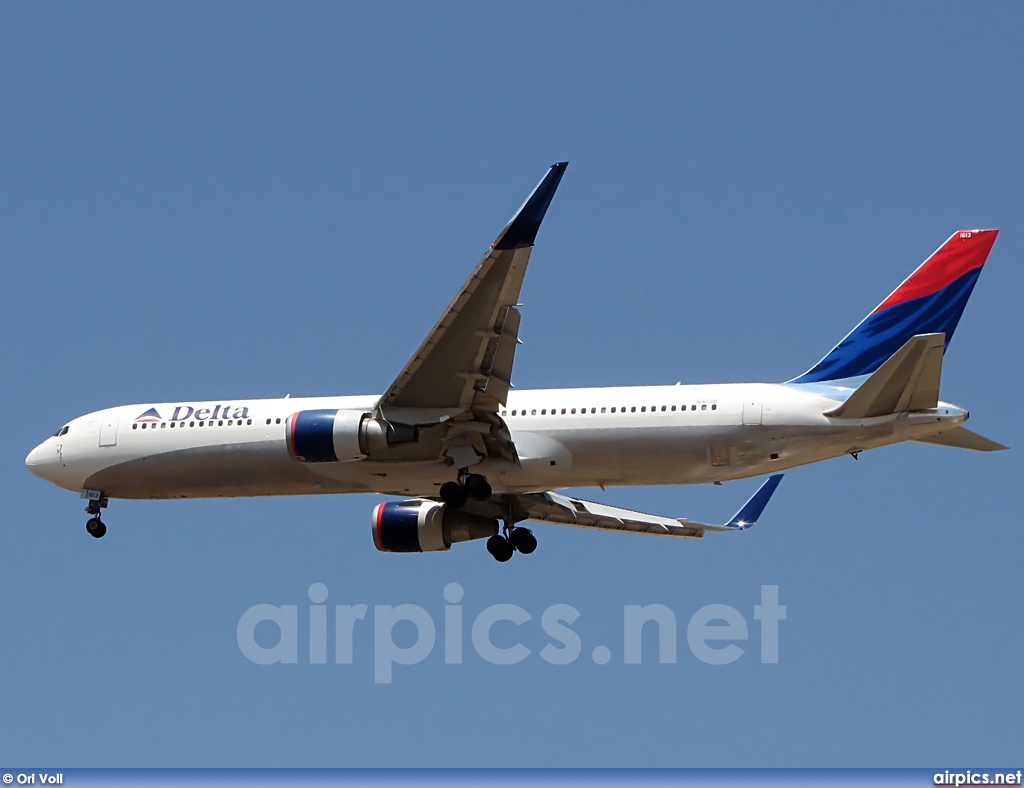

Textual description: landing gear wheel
[510,527,537,555]
[463,473,492,502]
[439,481,468,509]
[486,534,514,562]
[86,517,107,539]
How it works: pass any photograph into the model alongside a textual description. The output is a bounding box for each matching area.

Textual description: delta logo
[134,404,251,423]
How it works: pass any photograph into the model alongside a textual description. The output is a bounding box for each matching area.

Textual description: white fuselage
[25,382,968,501]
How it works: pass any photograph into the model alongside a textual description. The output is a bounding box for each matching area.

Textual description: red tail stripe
[872,230,998,314]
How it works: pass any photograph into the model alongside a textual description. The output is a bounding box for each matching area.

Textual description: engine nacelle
[372,500,498,552]
[286,409,418,462]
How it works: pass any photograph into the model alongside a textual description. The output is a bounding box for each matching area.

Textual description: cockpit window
[54,425,70,437]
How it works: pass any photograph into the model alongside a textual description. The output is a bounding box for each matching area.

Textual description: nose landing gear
[82,489,108,539]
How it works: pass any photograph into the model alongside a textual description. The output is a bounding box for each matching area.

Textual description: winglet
[491,162,568,250]
[725,474,784,530]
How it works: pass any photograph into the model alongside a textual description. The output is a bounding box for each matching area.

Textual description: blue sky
[2,1,1022,768]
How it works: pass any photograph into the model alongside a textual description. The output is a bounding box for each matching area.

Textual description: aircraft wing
[378,163,568,416]
[373,163,567,468]
[459,474,784,539]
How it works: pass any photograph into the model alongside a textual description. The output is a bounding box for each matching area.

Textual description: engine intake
[287,409,418,462]
[372,500,498,552]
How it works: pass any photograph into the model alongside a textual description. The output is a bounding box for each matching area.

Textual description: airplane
[25,162,1006,561]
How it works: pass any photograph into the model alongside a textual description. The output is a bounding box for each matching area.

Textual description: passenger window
[511,410,516,416]
[190,421,195,427]
[671,405,677,412]
[711,404,717,410]
[611,407,616,413]
[531,409,536,416]
[161,422,167,428]
[691,405,697,411]
[661,405,666,411]
[501,411,507,417]
[571,408,576,414]
[701,404,707,410]
[600,407,606,413]
[561,408,566,415]
[542,409,547,415]
[276,418,281,424]
[590,407,596,414]
[247,419,252,425]
[219,420,224,426]
[631,406,636,413]
[132,424,138,430]
[198,421,204,427]
[641,406,646,413]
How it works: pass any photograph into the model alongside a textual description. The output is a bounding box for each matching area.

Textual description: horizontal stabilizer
[915,427,1008,452]
[826,333,944,419]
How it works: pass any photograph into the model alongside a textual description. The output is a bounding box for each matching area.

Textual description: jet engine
[372,500,498,552]
[286,409,417,462]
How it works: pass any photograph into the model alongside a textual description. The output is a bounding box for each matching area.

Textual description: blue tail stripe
[790,268,981,384]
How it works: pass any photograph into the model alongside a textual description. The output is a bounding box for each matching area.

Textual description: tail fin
[790,230,998,384]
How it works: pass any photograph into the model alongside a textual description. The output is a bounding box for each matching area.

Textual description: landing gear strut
[439,471,492,509]
[82,490,108,539]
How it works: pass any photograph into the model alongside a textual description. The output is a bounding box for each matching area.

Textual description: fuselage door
[742,398,763,426]
[99,413,119,447]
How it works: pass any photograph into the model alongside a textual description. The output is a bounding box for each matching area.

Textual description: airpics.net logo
[236,584,786,684]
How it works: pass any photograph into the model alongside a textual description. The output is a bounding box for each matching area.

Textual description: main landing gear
[437,472,538,562]
[82,490,108,539]
[439,472,492,509]
[486,525,537,563]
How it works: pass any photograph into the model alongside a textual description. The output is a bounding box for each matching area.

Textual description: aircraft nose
[25,441,54,479]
